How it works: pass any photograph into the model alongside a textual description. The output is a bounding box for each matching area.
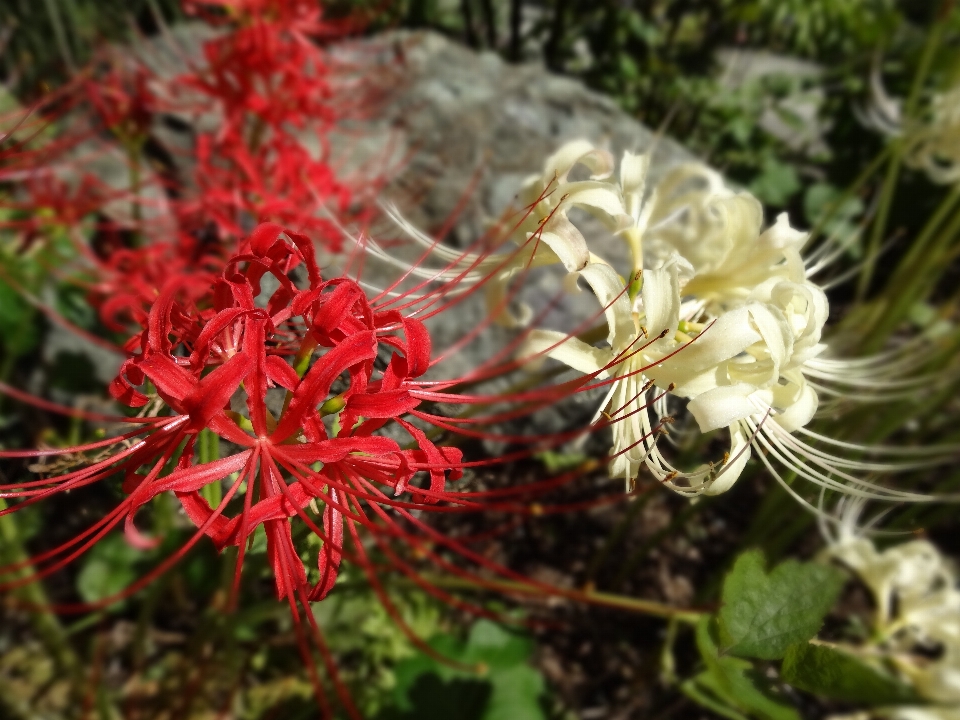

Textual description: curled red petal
[248,222,285,256]
[271,331,377,442]
[109,359,149,408]
[274,436,400,465]
[309,487,343,601]
[345,390,419,419]
[138,354,198,408]
[183,352,254,432]
[265,354,300,390]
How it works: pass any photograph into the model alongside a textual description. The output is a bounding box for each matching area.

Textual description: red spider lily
[1,224,462,602]
[166,0,356,245]
[177,0,348,139]
[177,129,350,246]
[84,236,225,338]
[0,212,689,716]
[83,62,157,144]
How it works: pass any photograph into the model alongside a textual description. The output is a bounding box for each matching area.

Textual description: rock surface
[327,29,700,243]
[319,30,706,444]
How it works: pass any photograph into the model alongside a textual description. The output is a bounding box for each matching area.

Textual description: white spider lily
[858,69,960,186]
[822,501,960,719]
[359,138,957,504]
[521,260,770,495]
[906,83,960,186]
[515,141,956,501]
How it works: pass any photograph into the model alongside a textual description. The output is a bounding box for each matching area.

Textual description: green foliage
[725,0,899,57]
[682,616,800,720]
[382,619,546,720]
[535,449,586,473]
[76,533,148,604]
[1,0,182,94]
[0,278,39,359]
[749,157,801,208]
[717,550,845,660]
[781,642,921,706]
[310,573,445,717]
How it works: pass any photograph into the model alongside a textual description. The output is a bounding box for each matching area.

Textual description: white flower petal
[518,329,610,376]
[641,261,682,338]
[535,215,590,272]
[703,424,753,495]
[542,140,615,184]
[687,383,758,432]
[577,263,635,350]
[560,182,631,230]
[772,380,819,432]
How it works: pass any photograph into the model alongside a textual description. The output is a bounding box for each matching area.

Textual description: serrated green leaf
[694,616,802,720]
[717,550,845,660]
[781,642,921,706]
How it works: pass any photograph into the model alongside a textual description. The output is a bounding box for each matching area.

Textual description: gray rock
[327,30,700,242]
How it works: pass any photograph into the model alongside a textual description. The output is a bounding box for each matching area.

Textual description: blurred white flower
[859,68,960,185]
[823,501,960,719]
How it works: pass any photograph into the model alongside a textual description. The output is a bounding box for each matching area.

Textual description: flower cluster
[1,0,360,344]
[173,0,354,243]
[2,224,462,606]
[823,505,960,719]
[431,139,949,502]
[859,71,960,186]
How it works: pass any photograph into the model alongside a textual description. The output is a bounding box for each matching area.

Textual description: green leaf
[0,278,39,358]
[717,550,845,660]
[483,665,545,720]
[781,642,921,706]
[76,534,144,604]
[534,449,586,474]
[692,616,801,720]
[748,157,800,207]
[390,620,545,720]
[462,620,535,670]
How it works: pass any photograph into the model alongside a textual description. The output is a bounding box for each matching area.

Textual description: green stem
[42,0,76,72]
[856,13,945,301]
[0,499,78,674]
[856,144,902,300]
[805,144,892,248]
[199,428,222,508]
[423,573,702,622]
[867,187,960,348]
[126,139,145,247]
